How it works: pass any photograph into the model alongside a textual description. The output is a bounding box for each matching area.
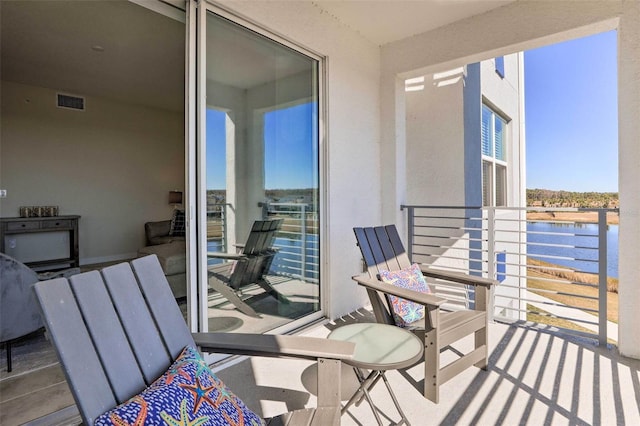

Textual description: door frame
[186,0,328,334]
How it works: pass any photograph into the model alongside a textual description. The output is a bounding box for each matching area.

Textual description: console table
[0,215,80,269]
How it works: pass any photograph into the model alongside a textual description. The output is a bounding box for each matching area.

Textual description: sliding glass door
[191,4,321,334]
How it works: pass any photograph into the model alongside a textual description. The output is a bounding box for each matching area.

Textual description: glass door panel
[203,11,320,334]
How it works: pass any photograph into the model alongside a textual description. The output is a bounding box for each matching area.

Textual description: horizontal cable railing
[265,202,319,283]
[402,205,617,346]
[206,202,319,283]
[206,204,229,259]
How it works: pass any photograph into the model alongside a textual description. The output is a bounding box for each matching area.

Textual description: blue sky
[206,108,226,190]
[206,103,316,190]
[525,30,618,192]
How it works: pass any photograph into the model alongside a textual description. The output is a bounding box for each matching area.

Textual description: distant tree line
[527,189,619,208]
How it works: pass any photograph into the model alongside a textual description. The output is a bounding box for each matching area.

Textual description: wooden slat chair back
[34,255,195,424]
[229,219,282,290]
[353,225,498,403]
[354,226,412,325]
[209,219,287,317]
[242,218,281,256]
[34,255,354,425]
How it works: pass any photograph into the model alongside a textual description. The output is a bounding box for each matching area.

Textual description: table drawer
[41,220,72,229]
[6,221,40,231]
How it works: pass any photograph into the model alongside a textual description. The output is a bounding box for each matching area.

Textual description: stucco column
[380,73,407,238]
[617,2,640,359]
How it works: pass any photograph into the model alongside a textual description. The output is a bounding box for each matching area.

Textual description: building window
[482,104,508,206]
[495,56,505,78]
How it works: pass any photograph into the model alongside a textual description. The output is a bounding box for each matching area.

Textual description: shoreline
[526,211,619,225]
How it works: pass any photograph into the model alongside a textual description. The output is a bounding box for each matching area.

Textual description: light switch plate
[0,189,7,198]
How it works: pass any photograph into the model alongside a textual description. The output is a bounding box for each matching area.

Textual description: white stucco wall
[405,70,466,205]
[0,81,184,265]
[218,1,381,318]
[616,2,640,360]
[381,0,640,358]
[205,78,246,250]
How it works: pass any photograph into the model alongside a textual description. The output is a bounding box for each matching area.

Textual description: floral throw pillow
[378,263,431,327]
[94,346,263,426]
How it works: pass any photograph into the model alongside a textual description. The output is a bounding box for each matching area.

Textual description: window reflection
[204,12,320,333]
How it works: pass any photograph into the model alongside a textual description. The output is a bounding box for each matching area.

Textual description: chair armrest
[206,251,247,261]
[351,274,447,307]
[418,265,498,288]
[193,332,355,362]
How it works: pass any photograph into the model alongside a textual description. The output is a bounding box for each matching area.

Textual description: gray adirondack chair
[33,254,354,425]
[208,218,286,317]
[352,225,498,403]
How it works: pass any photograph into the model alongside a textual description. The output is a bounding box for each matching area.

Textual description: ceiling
[1,1,514,112]
[1,1,185,112]
[314,0,515,46]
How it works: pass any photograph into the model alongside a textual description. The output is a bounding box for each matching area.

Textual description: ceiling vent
[56,93,85,111]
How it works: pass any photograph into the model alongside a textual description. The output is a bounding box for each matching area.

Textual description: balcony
[2,308,638,425]
[3,204,638,425]
[3,204,638,424]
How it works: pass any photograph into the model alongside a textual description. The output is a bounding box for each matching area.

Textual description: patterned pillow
[95,346,263,426]
[378,263,431,327]
[169,209,186,237]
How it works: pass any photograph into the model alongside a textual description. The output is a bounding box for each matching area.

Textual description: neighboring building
[405,54,526,319]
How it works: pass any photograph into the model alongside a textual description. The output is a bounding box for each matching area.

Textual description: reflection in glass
[204,12,319,333]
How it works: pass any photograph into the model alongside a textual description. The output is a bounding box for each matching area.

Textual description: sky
[207,30,618,193]
[206,103,316,190]
[206,108,226,190]
[524,30,618,193]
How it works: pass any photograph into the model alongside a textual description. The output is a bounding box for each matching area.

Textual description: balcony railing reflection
[206,202,319,283]
[265,202,319,283]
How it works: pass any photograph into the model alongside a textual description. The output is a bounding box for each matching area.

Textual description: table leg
[353,368,384,426]
[380,371,411,426]
[341,367,412,426]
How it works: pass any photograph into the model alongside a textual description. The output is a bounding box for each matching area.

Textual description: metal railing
[206,202,319,282]
[402,205,618,346]
[206,204,229,253]
[264,202,319,283]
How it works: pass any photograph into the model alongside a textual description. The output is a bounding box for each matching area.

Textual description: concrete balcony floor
[2,308,639,425]
[221,310,640,425]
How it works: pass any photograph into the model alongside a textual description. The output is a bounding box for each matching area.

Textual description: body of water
[208,223,619,280]
[527,222,619,278]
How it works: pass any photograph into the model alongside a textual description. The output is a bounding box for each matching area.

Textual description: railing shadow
[438,322,640,425]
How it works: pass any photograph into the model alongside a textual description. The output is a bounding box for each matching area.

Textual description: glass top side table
[327,323,424,425]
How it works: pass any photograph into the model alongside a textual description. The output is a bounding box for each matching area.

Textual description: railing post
[404,205,415,262]
[222,204,227,252]
[487,208,496,281]
[598,209,608,346]
[300,204,307,280]
[486,207,496,319]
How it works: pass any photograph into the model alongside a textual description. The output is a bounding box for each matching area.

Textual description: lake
[527,222,619,278]
[208,223,620,279]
